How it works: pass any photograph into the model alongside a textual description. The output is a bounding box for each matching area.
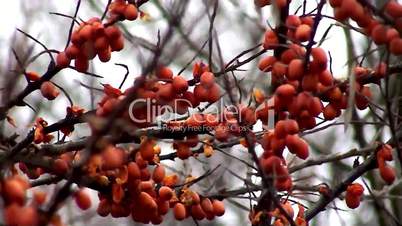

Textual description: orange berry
[53,158,69,175]
[272,62,288,77]
[173,203,187,220]
[274,120,288,139]
[295,24,311,42]
[110,1,126,15]
[260,155,282,174]
[375,62,388,78]
[79,25,94,41]
[347,183,364,196]
[345,193,360,209]
[276,84,296,100]
[284,119,299,134]
[151,215,163,224]
[301,16,314,26]
[309,97,323,117]
[139,181,154,192]
[323,104,340,120]
[75,189,92,210]
[56,52,71,68]
[371,24,388,45]
[350,3,365,22]
[105,26,122,40]
[385,1,402,18]
[280,48,300,64]
[92,22,105,37]
[152,165,166,183]
[158,186,173,201]
[355,86,372,110]
[191,204,206,220]
[25,71,40,81]
[74,56,89,72]
[345,183,364,208]
[135,151,148,169]
[340,0,357,17]
[311,47,327,71]
[5,203,20,226]
[40,81,60,100]
[139,191,157,211]
[201,198,214,214]
[287,59,304,80]
[175,143,192,160]
[172,76,188,94]
[329,0,342,7]
[207,83,221,103]
[318,70,333,86]
[193,84,209,102]
[18,206,39,226]
[274,0,287,8]
[124,4,138,20]
[258,56,277,72]
[156,66,173,80]
[254,0,271,7]
[110,36,124,51]
[94,36,109,51]
[334,8,348,21]
[97,199,111,217]
[285,134,309,159]
[183,91,200,107]
[286,15,301,29]
[200,72,215,88]
[157,83,174,101]
[390,38,402,55]
[212,200,225,216]
[3,179,26,205]
[65,44,81,59]
[140,168,151,181]
[329,87,342,102]
[271,136,286,154]
[101,146,125,170]
[379,165,396,184]
[71,31,84,45]
[98,47,112,62]
[140,139,156,162]
[379,144,393,161]
[128,162,141,179]
[301,73,318,92]
[386,28,400,43]
[263,29,279,49]
[157,200,170,215]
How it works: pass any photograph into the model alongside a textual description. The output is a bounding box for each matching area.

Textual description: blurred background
[0,0,398,225]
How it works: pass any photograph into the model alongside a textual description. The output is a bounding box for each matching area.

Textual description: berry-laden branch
[305,152,377,220]
[3,0,402,225]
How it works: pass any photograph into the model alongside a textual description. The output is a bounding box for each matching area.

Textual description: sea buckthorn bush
[1,0,402,225]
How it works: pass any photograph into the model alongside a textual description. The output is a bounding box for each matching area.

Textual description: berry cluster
[331,0,402,55]
[49,138,226,224]
[2,175,39,226]
[57,17,125,72]
[376,144,396,184]
[108,0,139,21]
